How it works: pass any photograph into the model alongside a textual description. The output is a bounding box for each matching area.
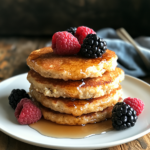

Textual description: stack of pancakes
[27,47,124,125]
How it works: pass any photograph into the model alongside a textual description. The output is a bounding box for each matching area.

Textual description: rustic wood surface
[0,38,150,150]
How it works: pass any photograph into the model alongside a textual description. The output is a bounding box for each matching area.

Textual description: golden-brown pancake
[40,105,114,125]
[28,68,124,99]
[30,85,122,116]
[26,47,117,81]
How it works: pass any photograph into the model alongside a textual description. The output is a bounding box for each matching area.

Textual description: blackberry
[66,27,77,35]
[79,34,107,58]
[8,89,30,110]
[112,102,138,130]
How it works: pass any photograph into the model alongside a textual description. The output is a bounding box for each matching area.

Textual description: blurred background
[0,0,150,81]
[0,1,150,149]
[1,0,150,37]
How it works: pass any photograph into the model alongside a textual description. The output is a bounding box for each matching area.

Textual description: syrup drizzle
[29,118,113,139]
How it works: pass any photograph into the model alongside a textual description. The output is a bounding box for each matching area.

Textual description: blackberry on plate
[112,102,138,130]
[79,34,107,58]
[8,89,30,110]
[66,27,77,35]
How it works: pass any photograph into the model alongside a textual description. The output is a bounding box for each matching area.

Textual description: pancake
[30,85,122,116]
[40,105,114,125]
[26,47,117,81]
[27,68,124,99]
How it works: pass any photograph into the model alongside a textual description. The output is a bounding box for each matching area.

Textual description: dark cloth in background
[97,28,150,77]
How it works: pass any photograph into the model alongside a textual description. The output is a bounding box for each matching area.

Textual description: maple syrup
[27,47,117,81]
[29,118,113,138]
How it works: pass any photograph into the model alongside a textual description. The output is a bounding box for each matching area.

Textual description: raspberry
[75,26,96,44]
[15,98,42,125]
[124,97,144,116]
[52,31,81,55]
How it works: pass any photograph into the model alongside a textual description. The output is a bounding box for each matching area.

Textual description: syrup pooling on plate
[29,118,113,138]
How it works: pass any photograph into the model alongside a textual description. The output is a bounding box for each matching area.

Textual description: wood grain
[0,38,49,80]
[0,38,150,150]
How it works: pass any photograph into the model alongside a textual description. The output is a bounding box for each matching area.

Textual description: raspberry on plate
[75,26,96,44]
[52,31,81,55]
[124,97,144,116]
[15,98,42,125]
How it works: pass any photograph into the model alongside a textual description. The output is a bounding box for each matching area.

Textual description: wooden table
[0,38,150,150]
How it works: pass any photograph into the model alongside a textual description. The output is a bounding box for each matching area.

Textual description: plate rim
[0,73,150,149]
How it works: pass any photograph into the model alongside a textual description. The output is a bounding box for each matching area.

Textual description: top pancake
[27,47,117,81]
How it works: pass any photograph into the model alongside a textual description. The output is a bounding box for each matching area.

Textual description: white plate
[0,73,150,150]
